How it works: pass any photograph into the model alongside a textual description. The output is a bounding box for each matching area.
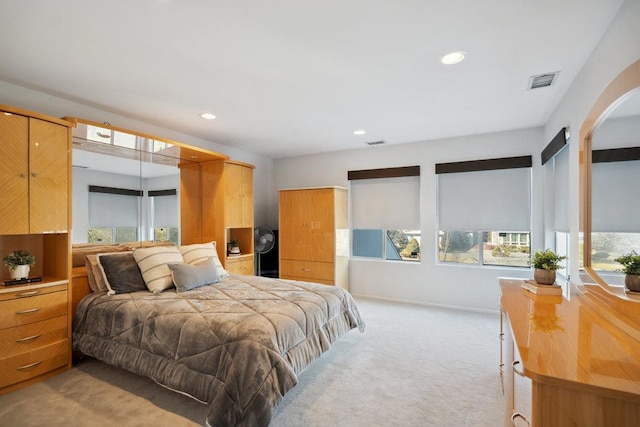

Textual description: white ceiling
[0,0,625,159]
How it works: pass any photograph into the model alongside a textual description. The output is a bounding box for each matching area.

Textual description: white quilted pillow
[133,246,184,293]
[178,241,229,278]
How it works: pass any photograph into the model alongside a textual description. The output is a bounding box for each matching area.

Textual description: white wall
[542,0,640,282]
[0,81,274,229]
[274,128,543,312]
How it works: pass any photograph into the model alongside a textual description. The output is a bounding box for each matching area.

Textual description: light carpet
[0,297,504,426]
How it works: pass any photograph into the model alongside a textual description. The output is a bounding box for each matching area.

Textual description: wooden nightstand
[0,281,70,395]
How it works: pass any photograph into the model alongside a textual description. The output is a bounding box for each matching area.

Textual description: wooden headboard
[71,265,91,319]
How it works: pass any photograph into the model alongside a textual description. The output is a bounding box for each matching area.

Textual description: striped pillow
[178,241,229,278]
[133,246,184,293]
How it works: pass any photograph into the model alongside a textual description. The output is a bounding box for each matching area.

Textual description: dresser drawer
[226,256,254,275]
[280,275,335,286]
[0,316,68,358]
[0,283,67,302]
[280,260,334,282]
[0,290,67,329]
[0,339,69,388]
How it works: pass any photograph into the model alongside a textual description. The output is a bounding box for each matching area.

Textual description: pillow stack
[84,241,228,295]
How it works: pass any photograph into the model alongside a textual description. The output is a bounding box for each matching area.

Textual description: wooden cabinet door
[279,189,335,262]
[0,112,29,234]
[240,165,253,227]
[29,119,69,233]
[224,163,253,228]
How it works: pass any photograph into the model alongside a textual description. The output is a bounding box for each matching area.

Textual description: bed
[71,243,365,427]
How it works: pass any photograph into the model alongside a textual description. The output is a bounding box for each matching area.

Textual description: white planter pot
[10,265,31,280]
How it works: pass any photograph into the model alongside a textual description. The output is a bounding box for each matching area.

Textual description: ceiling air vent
[365,140,385,146]
[528,71,559,90]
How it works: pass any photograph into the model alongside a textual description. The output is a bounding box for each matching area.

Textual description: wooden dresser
[499,277,640,426]
[0,104,72,395]
[278,187,348,288]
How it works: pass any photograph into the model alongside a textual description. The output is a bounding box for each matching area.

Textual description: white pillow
[178,241,229,278]
[133,246,184,293]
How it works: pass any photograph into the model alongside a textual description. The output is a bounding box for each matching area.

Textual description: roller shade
[351,175,420,229]
[152,194,178,227]
[438,167,531,231]
[89,192,139,227]
[592,160,640,232]
[553,146,570,232]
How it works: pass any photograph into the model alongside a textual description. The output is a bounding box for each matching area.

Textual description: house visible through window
[349,166,421,262]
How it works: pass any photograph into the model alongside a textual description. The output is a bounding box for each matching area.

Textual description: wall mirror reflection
[68,118,221,246]
[589,89,640,286]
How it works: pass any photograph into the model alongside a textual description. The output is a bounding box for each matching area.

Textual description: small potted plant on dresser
[3,249,36,280]
[228,240,241,255]
[614,250,640,292]
[532,249,566,285]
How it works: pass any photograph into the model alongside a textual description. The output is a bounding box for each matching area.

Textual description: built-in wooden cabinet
[0,104,72,395]
[279,187,348,288]
[181,159,255,274]
[0,111,69,235]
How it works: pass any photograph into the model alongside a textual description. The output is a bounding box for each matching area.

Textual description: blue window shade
[353,229,383,258]
[385,234,402,260]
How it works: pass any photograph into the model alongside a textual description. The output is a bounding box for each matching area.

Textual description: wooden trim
[592,146,640,163]
[0,104,74,128]
[580,59,640,283]
[435,156,531,174]
[541,127,568,165]
[148,189,177,197]
[88,185,142,197]
[347,166,420,180]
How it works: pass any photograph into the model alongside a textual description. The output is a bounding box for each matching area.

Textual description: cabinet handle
[511,412,530,426]
[31,172,38,177]
[20,173,26,178]
[15,290,41,298]
[16,334,42,343]
[16,360,43,371]
[15,307,41,315]
[301,268,311,272]
[512,360,525,377]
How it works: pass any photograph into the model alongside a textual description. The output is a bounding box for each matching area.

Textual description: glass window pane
[353,229,383,258]
[387,230,420,262]
[438,231,479,264]
[592,232,640,272]
[483,231,531,267]
[88,227,113,243]
[115,227,137,243]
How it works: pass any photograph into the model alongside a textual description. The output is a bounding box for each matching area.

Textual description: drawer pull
[16,360,43,371]
[512,360,525,377]
[15,290,41,298]
[15,307,41,315]
[16,334,42,343]
[301,268,311,272]
[511,412,530,426]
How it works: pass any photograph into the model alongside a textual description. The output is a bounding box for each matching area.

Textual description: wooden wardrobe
[278,187,348,289]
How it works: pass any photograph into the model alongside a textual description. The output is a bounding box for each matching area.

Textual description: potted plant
[532,249,566,285]
[614,250,640,292]
[228,240,241,255]
[4,250,36,280]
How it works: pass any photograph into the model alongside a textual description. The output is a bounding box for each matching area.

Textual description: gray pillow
[168,258,220,292]
[98,252,148,294]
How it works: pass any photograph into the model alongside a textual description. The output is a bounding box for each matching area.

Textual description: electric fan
[254,226,276,276]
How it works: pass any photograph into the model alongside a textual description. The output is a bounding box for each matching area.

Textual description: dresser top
[499,277,640,401]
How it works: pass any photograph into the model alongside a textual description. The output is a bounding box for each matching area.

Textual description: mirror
[68,118,225,245]
[581,60,640,293]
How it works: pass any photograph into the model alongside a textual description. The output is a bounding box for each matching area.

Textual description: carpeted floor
[0,297,504,426]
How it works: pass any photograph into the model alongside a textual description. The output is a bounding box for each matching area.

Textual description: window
[349,167,420,262]
[436,156,532,267]
[150,189,178,245]
[592,156,640,272]
[88,186,141,243]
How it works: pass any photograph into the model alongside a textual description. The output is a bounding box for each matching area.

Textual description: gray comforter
[73,274,365,426]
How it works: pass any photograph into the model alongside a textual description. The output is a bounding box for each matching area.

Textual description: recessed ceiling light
[200,113,216,120]
[441,51,466,65]
[353,130,366,135]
